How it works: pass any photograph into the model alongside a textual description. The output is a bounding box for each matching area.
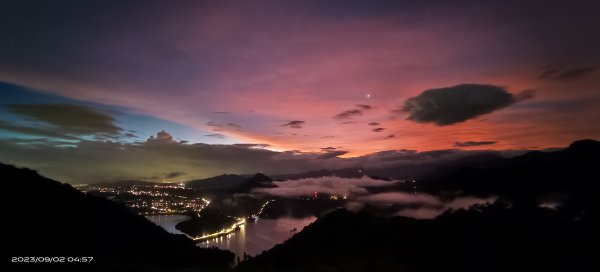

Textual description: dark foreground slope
[238,205,597,272]
[2,163,233,271]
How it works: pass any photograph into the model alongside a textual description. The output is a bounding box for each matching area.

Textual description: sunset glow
[1,0,598,182]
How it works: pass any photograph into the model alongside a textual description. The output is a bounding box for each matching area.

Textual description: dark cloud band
[6,103,121,135]
[454,141,497,147]
[398,84,533,126]
[281,120,306,129]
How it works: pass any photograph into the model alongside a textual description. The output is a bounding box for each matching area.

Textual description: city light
[79,184,209,215]
[193,200,272,242]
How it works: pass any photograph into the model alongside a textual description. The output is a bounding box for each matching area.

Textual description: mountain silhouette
[419,139,600,206]
[89,179,172,187]
[272,168,367,180]
[236,173,276,193]
[186,174,250,190]
[2,163,233,270]
[237,203,597,272]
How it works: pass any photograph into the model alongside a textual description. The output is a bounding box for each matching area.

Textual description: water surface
[146,214,190,236]
[198,217,316,258]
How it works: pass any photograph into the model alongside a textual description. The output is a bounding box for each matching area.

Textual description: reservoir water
[146,214,190,236]
[147,215,316,258]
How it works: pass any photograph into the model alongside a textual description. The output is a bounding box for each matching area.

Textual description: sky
[0,0,599,183]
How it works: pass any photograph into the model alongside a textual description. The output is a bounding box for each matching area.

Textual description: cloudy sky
[0,0,599,182]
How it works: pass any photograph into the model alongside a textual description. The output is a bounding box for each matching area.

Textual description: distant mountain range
[192,139,600,200]
[90,152,506,190]
[186,174,250,189]
[90,140,598,197]
[185,173,275,193]
[2,163,233,270]
[419,139,600,204]
[272,168,367,180]
[236,173,276,192]
[272,154,507,182]
[180,152,509,187]
[88,179,177,188]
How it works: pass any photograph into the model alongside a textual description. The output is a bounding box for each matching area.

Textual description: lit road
[193,200,272,242]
